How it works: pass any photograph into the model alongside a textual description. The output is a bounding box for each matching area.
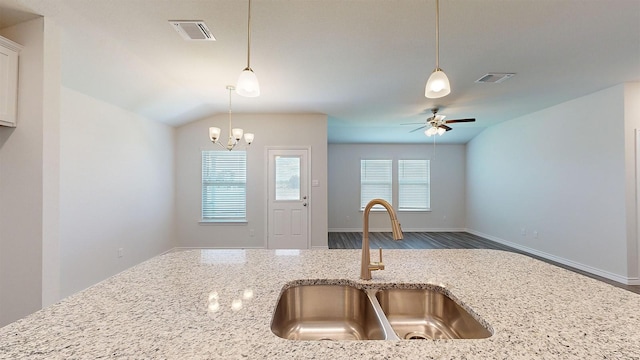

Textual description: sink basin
[375,288,492,340]
[271,283,492,341]
[271,284,387,340]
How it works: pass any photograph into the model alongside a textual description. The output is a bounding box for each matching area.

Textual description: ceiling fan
[404,109,476,136]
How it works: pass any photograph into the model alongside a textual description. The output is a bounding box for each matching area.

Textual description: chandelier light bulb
[232,128,244,141]
[209,127,221,142]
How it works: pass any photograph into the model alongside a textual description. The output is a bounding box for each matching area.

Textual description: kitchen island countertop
[1,248,639,359]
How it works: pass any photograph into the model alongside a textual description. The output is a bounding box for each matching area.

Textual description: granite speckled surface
[1,249,639,359]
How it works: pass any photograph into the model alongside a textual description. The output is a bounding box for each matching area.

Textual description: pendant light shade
[425,68,451,98]
[425,0,451,99]
[237,67,260,97]
[236,0,260,97]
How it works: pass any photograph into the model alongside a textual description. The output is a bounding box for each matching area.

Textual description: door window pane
[275,156,301,200]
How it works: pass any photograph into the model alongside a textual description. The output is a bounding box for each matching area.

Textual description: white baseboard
[168,246,265,252]
[465,229,635,286]
[328,228,466,232]
[167,245,331,251]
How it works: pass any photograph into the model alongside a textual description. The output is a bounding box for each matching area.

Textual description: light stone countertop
[1,249,639,359]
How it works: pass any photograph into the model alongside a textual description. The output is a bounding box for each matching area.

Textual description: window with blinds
[202,151,247,221]
[398,159,430,211]
[360,159,392,209]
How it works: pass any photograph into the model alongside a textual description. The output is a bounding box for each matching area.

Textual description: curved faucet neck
[361,199,403,280]
[363,199,397,238]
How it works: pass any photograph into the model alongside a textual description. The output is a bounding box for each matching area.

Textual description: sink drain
[404,331,429,340]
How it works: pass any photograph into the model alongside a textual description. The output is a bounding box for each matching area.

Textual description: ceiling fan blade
[409,125,427,133]
[445,118,476,124]
[439,124,453,131]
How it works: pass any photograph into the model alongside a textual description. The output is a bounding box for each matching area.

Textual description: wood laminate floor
[328,231,640,295]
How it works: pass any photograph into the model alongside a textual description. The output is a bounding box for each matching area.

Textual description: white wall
[59,87,176,298]
[466,85,630,282]
[624,82,640,281]
[176,113,328,248]
[328,144,466,232]
[41,17,62,309]
[0,18,46,326]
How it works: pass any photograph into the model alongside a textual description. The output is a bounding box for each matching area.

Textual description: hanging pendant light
[209,86,254,151]
[425,0,451,99]
[236,0,260,97]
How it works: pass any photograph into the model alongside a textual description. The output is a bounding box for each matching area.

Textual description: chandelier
[209,85,254,150]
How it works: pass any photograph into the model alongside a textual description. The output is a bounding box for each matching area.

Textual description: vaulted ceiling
[1,0,639,143]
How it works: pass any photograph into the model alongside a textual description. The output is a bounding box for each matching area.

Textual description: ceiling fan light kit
[236,0,260,97]
[425,126,446,137]
[425,0,451,99]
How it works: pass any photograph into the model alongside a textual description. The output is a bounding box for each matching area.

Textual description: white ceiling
[1,0,639,144]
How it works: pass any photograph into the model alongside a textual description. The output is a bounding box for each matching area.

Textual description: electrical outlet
[533,231,538,239]
[249,229,255,237]
[520,228,526,236]
[117,248,124,258]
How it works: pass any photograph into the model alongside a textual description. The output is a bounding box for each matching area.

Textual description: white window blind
[398,159,430,211]
[202,151,247,221]
[360,159,392,209]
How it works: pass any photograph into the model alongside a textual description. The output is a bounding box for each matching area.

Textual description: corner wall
[328,144,466,232]
[59,87,176,298]
[0,18,46,326]
[176,113,328,249]
[466,84,630,282]
[624,82,640,281]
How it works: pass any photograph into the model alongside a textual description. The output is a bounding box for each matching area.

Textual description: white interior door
[267,148,310,249]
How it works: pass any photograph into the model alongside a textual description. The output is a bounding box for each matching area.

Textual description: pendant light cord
[246,0,252,69]
[435,0,440,69]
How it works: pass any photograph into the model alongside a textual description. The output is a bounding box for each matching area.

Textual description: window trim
[359,158,431,212]
[398,159,431,211]
[360,159,393,210]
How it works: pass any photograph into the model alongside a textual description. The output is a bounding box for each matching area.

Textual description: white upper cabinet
[0,35,22,127]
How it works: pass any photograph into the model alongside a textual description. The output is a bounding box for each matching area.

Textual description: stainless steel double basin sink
[271,283,492,341]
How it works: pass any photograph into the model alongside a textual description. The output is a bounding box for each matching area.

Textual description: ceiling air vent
[475,73,515,84]
[169,21,216,41]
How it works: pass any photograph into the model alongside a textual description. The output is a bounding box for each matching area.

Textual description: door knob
[303,203,307,207]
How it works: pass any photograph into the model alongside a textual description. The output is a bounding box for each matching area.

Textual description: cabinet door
[0,37,20,127]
